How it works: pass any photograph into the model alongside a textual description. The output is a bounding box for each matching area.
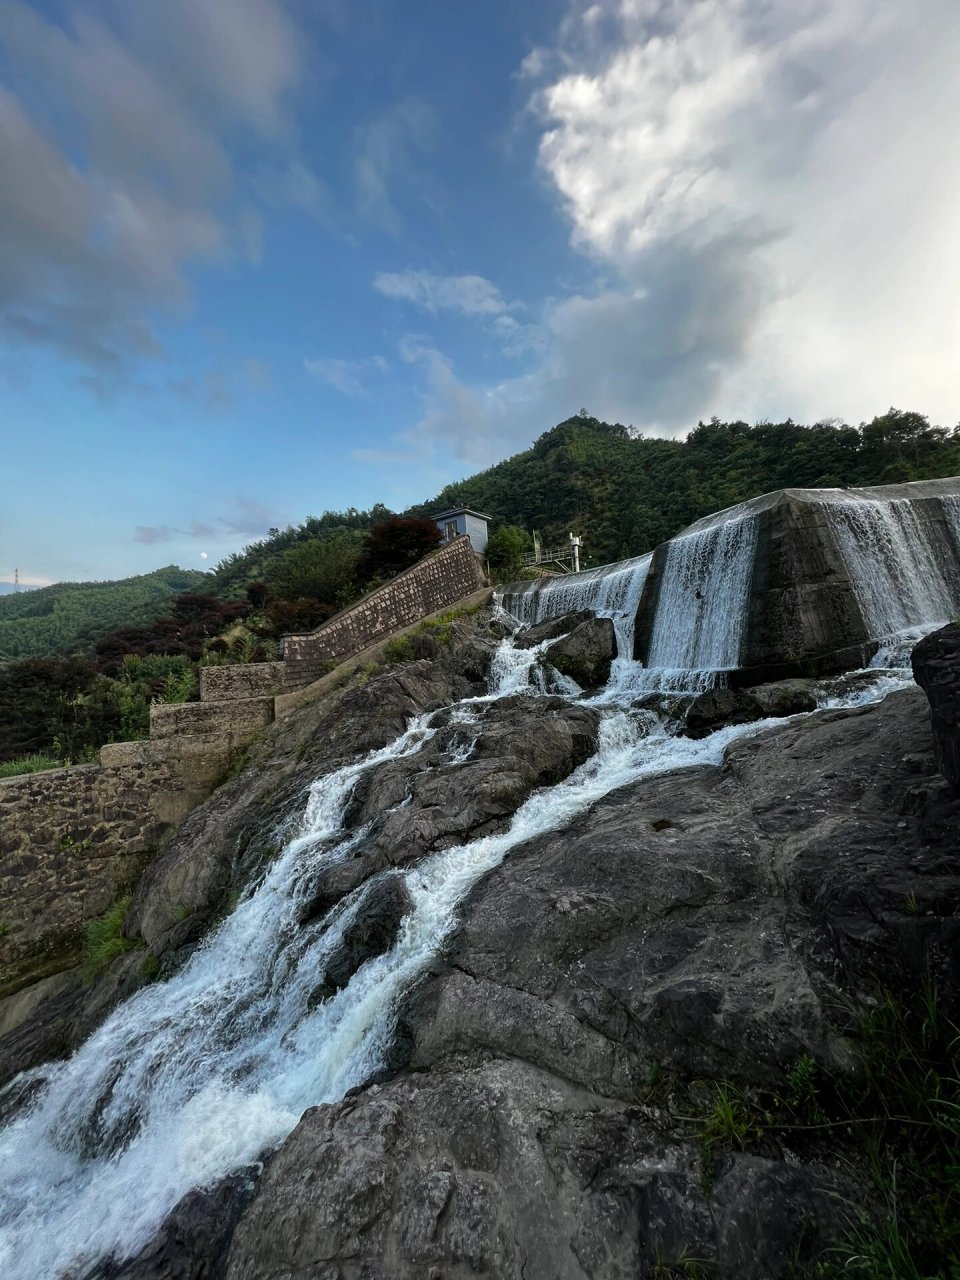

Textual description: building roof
[432,507,492,522]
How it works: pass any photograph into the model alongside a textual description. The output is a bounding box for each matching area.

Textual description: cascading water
[825,495,960,641]
[0,583,918,1278]
[640,513,758,689]
[497,515,759,693]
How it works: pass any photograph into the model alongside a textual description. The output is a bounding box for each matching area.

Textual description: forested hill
[407,409,960,566]
[0,566,208,661]
[6,409,959,662]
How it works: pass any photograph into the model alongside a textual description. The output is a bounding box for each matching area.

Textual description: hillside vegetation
[408,408,960,567]
[6,409,959,665]
[0,566,208,662]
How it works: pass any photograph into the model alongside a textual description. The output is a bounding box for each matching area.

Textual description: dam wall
[499,477,960,685]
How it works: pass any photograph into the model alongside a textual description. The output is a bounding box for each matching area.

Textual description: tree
[359,517,442,580]
[486,525,530,582]
[267,533,363,607]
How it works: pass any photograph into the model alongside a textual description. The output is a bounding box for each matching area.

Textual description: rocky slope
[2,614,958,1279]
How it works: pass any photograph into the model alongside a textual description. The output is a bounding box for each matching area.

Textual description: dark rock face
[220,688,960,1279]
[225,1061,846,1280]
[514,610,594,649]
[543,616,617,688]
[684,688,765,738]
[913,622,960,791]
[745,678,818,717]
[307,874,412,1004]
[94,1171,260,1280]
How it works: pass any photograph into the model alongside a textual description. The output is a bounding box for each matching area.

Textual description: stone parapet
[200,662,285,703]
[283,536,487,689]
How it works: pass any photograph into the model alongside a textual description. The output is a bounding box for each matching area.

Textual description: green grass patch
[0,753,63,778]
[382,634,415,665]
[83,896,138,979]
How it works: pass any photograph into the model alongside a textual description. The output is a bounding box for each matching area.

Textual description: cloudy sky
[2,0,959,586]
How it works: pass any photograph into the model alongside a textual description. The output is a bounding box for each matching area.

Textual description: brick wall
[282,535,487,688]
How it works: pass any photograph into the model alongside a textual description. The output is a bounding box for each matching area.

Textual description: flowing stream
[0,569,923,1278]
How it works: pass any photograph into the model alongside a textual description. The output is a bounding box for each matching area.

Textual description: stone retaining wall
[150,696,275,740]
[199,661,285,702]
[0,732,237,998]
[283,535,487,688]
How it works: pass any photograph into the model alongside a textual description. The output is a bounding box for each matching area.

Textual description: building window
[444,520,458,542]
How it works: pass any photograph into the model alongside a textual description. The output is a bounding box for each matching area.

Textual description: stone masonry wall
[0,733,239,998]
[199,661,285,702]
[283,535,487,688]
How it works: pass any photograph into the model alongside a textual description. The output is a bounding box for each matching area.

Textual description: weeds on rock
[83,896,139,979]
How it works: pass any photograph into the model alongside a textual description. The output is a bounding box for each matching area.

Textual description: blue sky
[2,0,960,586]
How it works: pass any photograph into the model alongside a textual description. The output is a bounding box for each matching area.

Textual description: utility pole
[14,567,18,593]
[569,533,582,574]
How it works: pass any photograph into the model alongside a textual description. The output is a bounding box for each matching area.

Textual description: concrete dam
[497,477,960,687]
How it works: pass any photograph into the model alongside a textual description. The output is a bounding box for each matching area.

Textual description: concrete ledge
[150,697,274,740]
[275,587,494,720]
[200,661,285,703]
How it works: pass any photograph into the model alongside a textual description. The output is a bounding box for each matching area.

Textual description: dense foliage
[0,566,207,662]
[407,408,960,567]
[5,409,959,670]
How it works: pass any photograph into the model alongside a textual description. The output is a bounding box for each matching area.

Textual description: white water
[637,514,759,687]
[0,559,921,1278]
[825,496,960,643]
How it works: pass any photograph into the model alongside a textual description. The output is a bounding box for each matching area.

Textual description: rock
[684,688,765,738]
[542,616,617,688]
[514,609,595,649]
[224,1060,849,1280]
[306,874,413,1004]
[744,678,818,717]
[912,622,960,791]
[94,1170,260,1279]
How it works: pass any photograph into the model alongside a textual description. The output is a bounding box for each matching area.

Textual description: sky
[2,0,959,587]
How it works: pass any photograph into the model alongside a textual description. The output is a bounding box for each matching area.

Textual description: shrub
[382,634,415,665]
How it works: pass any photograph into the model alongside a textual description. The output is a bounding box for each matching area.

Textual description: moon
[200,551,208,560]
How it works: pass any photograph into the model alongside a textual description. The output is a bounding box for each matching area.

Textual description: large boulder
[684,688,765,738]
[514,610,594,649]
[744,679,818,718]
[542,617,617,688]
[224,1060,849,1280]
[912,623,960,791]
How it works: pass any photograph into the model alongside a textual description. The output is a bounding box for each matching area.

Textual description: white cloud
[384,0,960,468]
[354,97,439,235]
[0,0,303,373]
[374,270,512,317]
[305,354,389,396]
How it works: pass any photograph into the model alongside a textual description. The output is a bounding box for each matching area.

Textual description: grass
[0,752,63,778]
[674,988,960,1278]
[83,896,139,979]
[382,634,415,665]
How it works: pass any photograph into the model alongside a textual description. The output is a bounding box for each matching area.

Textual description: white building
[433,507,490,555]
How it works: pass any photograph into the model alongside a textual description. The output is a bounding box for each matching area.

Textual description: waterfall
[824,496,960,641]
[638,513,759,689]
[498,553,651,659]
[0,489,931,1276]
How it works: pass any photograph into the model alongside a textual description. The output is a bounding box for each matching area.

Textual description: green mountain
[408,409,960,566]
[6,408,958,662]
[0,566,209,662]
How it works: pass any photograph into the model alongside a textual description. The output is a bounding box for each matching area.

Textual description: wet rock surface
[219,685,960,1279]
[744,678,819,717]
[542,615,617,688]
[683,688,765,738]
[913,622,960,790]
